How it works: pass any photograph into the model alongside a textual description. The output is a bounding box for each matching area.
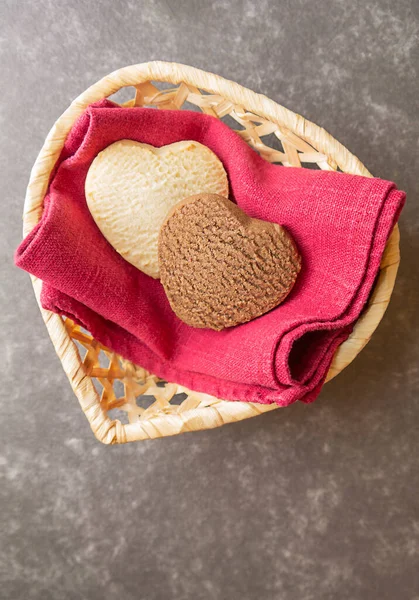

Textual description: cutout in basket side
[153,81,175,91]
[170,392,188,406]
[135,395,156,410]
[259,132,285,154]
[108,407,130,425]
[108,86,137,107]
[221,113,246,131]
[299,162,323,171]
[181,100,206,113]
[73,339,88,362]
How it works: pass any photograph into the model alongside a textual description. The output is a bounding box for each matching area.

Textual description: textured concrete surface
[1,1,419,599]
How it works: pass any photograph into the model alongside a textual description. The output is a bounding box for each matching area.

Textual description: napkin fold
[15,100,405,405]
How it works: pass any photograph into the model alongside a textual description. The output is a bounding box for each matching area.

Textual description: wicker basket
[23,61,400,444]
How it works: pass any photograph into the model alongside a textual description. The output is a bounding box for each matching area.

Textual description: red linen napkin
[15,100,405,406]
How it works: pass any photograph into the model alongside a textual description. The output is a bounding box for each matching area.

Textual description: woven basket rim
[22,61,400,443]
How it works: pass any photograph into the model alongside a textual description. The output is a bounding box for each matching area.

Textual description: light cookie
[85,140,228,278]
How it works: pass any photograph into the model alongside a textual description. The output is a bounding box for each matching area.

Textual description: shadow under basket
[22,61,400,444]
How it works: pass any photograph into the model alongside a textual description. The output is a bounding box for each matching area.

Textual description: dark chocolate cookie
[159,194,301,330]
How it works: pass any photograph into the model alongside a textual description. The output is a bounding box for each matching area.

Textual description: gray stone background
[1,1,419,598]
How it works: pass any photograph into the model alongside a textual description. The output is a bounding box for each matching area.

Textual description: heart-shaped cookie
[159,194,302,330]
[85,140,228,278]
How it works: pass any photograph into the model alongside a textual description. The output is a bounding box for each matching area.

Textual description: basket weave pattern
[23,62,400,443]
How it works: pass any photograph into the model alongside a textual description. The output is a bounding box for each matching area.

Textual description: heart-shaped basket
[23,61,400,444]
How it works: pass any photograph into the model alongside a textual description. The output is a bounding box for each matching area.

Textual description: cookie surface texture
[159,194,302,330]
[85,140,229,278]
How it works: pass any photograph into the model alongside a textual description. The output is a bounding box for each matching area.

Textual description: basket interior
[66,80,344,428]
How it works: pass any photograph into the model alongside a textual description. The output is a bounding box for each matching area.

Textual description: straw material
[22,62,400,444]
